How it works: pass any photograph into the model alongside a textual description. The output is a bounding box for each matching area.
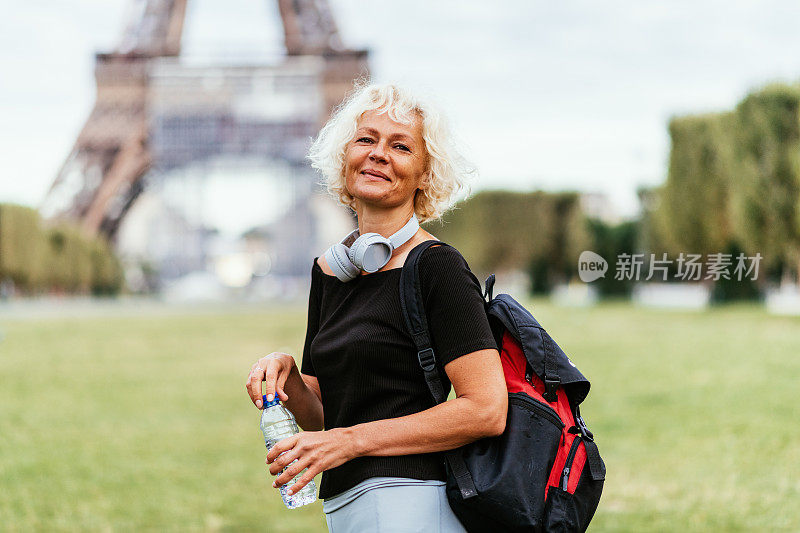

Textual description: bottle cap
[261,394,281,408]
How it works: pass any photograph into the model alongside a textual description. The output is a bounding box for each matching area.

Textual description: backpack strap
[398,240,449,404]
[399,239,479,500]
[541,329,561,402]
[575,406,606,481]
[483,274,496,302]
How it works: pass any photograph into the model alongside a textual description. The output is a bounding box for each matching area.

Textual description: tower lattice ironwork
[42,0,368,238]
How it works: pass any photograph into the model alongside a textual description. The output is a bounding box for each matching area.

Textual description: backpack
[399,241,605,532]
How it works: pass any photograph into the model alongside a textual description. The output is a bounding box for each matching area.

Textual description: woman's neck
[355,203,416,238]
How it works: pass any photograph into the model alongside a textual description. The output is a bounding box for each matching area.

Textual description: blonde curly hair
[307,82,474,223]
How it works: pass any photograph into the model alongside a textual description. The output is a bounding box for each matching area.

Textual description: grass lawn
[1,299,798,531]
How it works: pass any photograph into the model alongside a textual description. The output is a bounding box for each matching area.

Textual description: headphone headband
[324,214,420,281]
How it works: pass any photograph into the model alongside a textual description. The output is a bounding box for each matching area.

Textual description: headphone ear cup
[349,233,392,273]
[347,235,366,266]
[325,243,360,282]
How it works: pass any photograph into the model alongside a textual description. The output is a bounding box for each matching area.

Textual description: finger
[263,362,279,403]
[274,456,310,488]
[266,434,299,464]
[287,470,317,496]
[266,440,299,471]
[268,447,300,476]
[248,365,265,408]
[275,372,290,401]
[248,371,264,408]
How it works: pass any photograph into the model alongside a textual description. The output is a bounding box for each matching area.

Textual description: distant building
[580,192,620,224]
[41,0,368,296]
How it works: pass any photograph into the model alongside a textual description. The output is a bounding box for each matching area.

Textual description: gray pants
[322,477,467,533]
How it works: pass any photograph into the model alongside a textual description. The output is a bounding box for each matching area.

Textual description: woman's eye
[395,144,410,152]
[356,137,373,143]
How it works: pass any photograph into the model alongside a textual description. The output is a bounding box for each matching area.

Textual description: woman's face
[343,109,429,211]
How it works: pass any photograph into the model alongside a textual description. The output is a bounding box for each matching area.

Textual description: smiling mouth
[361,170,390,181]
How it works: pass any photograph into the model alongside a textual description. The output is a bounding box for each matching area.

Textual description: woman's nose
[369,142,388,163]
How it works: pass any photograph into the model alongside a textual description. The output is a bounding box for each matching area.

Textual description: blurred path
[0,297,304,320]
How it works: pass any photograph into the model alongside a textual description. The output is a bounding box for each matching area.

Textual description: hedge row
[428,190,591,294]
[647,84,800,282]
[0,203,124,295]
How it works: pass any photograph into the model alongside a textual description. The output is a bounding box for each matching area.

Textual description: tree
[731,84,800,283]
[650,112,735,258]
[428,190,590,294]
[0,204,45,293]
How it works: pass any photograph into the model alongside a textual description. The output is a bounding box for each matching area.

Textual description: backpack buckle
[576,412,595,441]
[543,378,559,402]
[417,348,436,371]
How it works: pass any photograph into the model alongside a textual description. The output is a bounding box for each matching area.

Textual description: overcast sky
[3,0,800,218]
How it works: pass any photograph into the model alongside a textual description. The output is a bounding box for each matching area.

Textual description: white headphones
[324,214,420,282]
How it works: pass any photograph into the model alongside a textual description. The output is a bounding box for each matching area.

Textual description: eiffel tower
[41,0,368,242]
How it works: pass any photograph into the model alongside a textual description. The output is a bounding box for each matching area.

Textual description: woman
[245,83,507,532]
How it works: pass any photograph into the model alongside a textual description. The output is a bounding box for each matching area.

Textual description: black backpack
[399,241,605,532]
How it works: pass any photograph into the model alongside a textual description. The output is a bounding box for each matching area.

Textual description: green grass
[1,300,798,531]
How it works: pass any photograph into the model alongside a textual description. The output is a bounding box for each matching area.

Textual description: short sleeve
[300,259,323,376]
[419,245,498,368]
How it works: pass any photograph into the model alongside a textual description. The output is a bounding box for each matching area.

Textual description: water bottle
[260,394,317,508]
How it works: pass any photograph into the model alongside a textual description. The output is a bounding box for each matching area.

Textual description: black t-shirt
[300,243,497,499]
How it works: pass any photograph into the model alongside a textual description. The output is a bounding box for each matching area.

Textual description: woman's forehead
[357,109,422,136]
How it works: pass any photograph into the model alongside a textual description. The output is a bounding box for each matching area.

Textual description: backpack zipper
[561,436,582,491]
[508,393,564,429]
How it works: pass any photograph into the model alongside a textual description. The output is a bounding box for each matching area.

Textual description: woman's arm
[248,258,325,430]
[267,347,507,495]
[347,348,506,455]
[280,368,324,432]
[246,353,324,431]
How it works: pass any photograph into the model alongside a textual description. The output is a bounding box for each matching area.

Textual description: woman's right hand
[246,352,297,409]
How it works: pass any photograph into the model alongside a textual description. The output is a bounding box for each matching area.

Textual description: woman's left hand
[266,428,358,495]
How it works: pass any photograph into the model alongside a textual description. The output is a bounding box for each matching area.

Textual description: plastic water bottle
[260,394,317,508]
